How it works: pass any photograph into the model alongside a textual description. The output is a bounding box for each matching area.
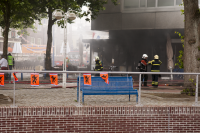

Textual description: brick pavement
[0,83,198,107]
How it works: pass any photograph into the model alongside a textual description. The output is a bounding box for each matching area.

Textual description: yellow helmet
[154,55,159,59]
[95,56,99,60]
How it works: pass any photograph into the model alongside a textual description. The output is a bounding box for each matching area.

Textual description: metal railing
[0,70,200,107]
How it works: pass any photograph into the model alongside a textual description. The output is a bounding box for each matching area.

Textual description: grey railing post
[11,78,16,107]
[193,74,199,106]
[78,73,81,106]
[136,74,143,106]
[14,79,15,107]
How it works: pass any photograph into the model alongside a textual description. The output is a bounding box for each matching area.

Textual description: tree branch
[52,19,57,23]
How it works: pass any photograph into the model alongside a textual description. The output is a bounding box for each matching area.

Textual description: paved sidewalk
[0,83,198,107]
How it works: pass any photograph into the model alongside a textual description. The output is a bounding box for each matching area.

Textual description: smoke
[14,10,108,71]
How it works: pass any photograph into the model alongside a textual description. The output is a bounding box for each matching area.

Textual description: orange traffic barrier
[13,73,18,82]
[0,73,4,86]
[50,73,58,86]
[100,72,109,84]
[83,74,91,85]
[31,73,39,86]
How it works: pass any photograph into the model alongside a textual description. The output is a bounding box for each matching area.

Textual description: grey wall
[91,0,184,30]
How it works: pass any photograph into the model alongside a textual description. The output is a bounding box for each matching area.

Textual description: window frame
[31,37,35,44]
[122,0,183,13]
[37,38,41,45]
[8,31,11,38]
[37,24,41,31]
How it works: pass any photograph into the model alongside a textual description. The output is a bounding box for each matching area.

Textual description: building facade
[85,0,187,73]
[0,27,21,54]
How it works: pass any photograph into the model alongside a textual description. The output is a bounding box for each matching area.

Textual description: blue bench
[77,76,138,103]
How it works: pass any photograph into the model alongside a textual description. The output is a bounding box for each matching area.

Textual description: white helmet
[142,54,148,59]
[154,55,159,59]
[95,56,99,60]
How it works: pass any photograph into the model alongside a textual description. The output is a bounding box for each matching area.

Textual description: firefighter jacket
[138,59,148,72]
[95,60,103,71]
[149,59,162,72]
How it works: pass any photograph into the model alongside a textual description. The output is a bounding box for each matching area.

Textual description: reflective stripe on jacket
[149,59,162,72]
[95,60,103,71]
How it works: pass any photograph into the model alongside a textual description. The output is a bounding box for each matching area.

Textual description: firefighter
[138,54,148,86]
[94,56,103,76]
[148,55,162,87]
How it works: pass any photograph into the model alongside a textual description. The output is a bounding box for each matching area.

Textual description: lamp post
[53,9,77,88]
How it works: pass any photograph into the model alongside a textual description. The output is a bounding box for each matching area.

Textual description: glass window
[37,24,41,31]
[31,37,35,44]
[11,31,15,38]
[37,38,41,45]
[176,0,182,5]
[147,0,155,7]
[8,31,11,38]
[140,0,146,7]
[124,0,139,8]
[43,19,46,24]
[158,0,174,7]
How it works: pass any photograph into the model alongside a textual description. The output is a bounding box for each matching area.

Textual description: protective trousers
[152,74,159,86]
[141,74,148,86]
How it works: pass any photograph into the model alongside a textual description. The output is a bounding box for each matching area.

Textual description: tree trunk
[2,1,11,60]
[45,10,53,70]
[183,0,200,88]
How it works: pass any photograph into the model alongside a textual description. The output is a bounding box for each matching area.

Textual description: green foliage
[0,0,45,57]
[189,78,194,83]
[179,2,184,15]
[182,80,196,96]
[181,88,195,96]
[182,88,194,96]
[180,9,184,15]
[181,90,184,94]
[175,31,184,69]
[174,2,185,68]
[0,0,43,31]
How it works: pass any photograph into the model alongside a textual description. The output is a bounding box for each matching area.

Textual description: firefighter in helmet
[95,56,103,76]
[148,55,162,87]
[138,54,149,86]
